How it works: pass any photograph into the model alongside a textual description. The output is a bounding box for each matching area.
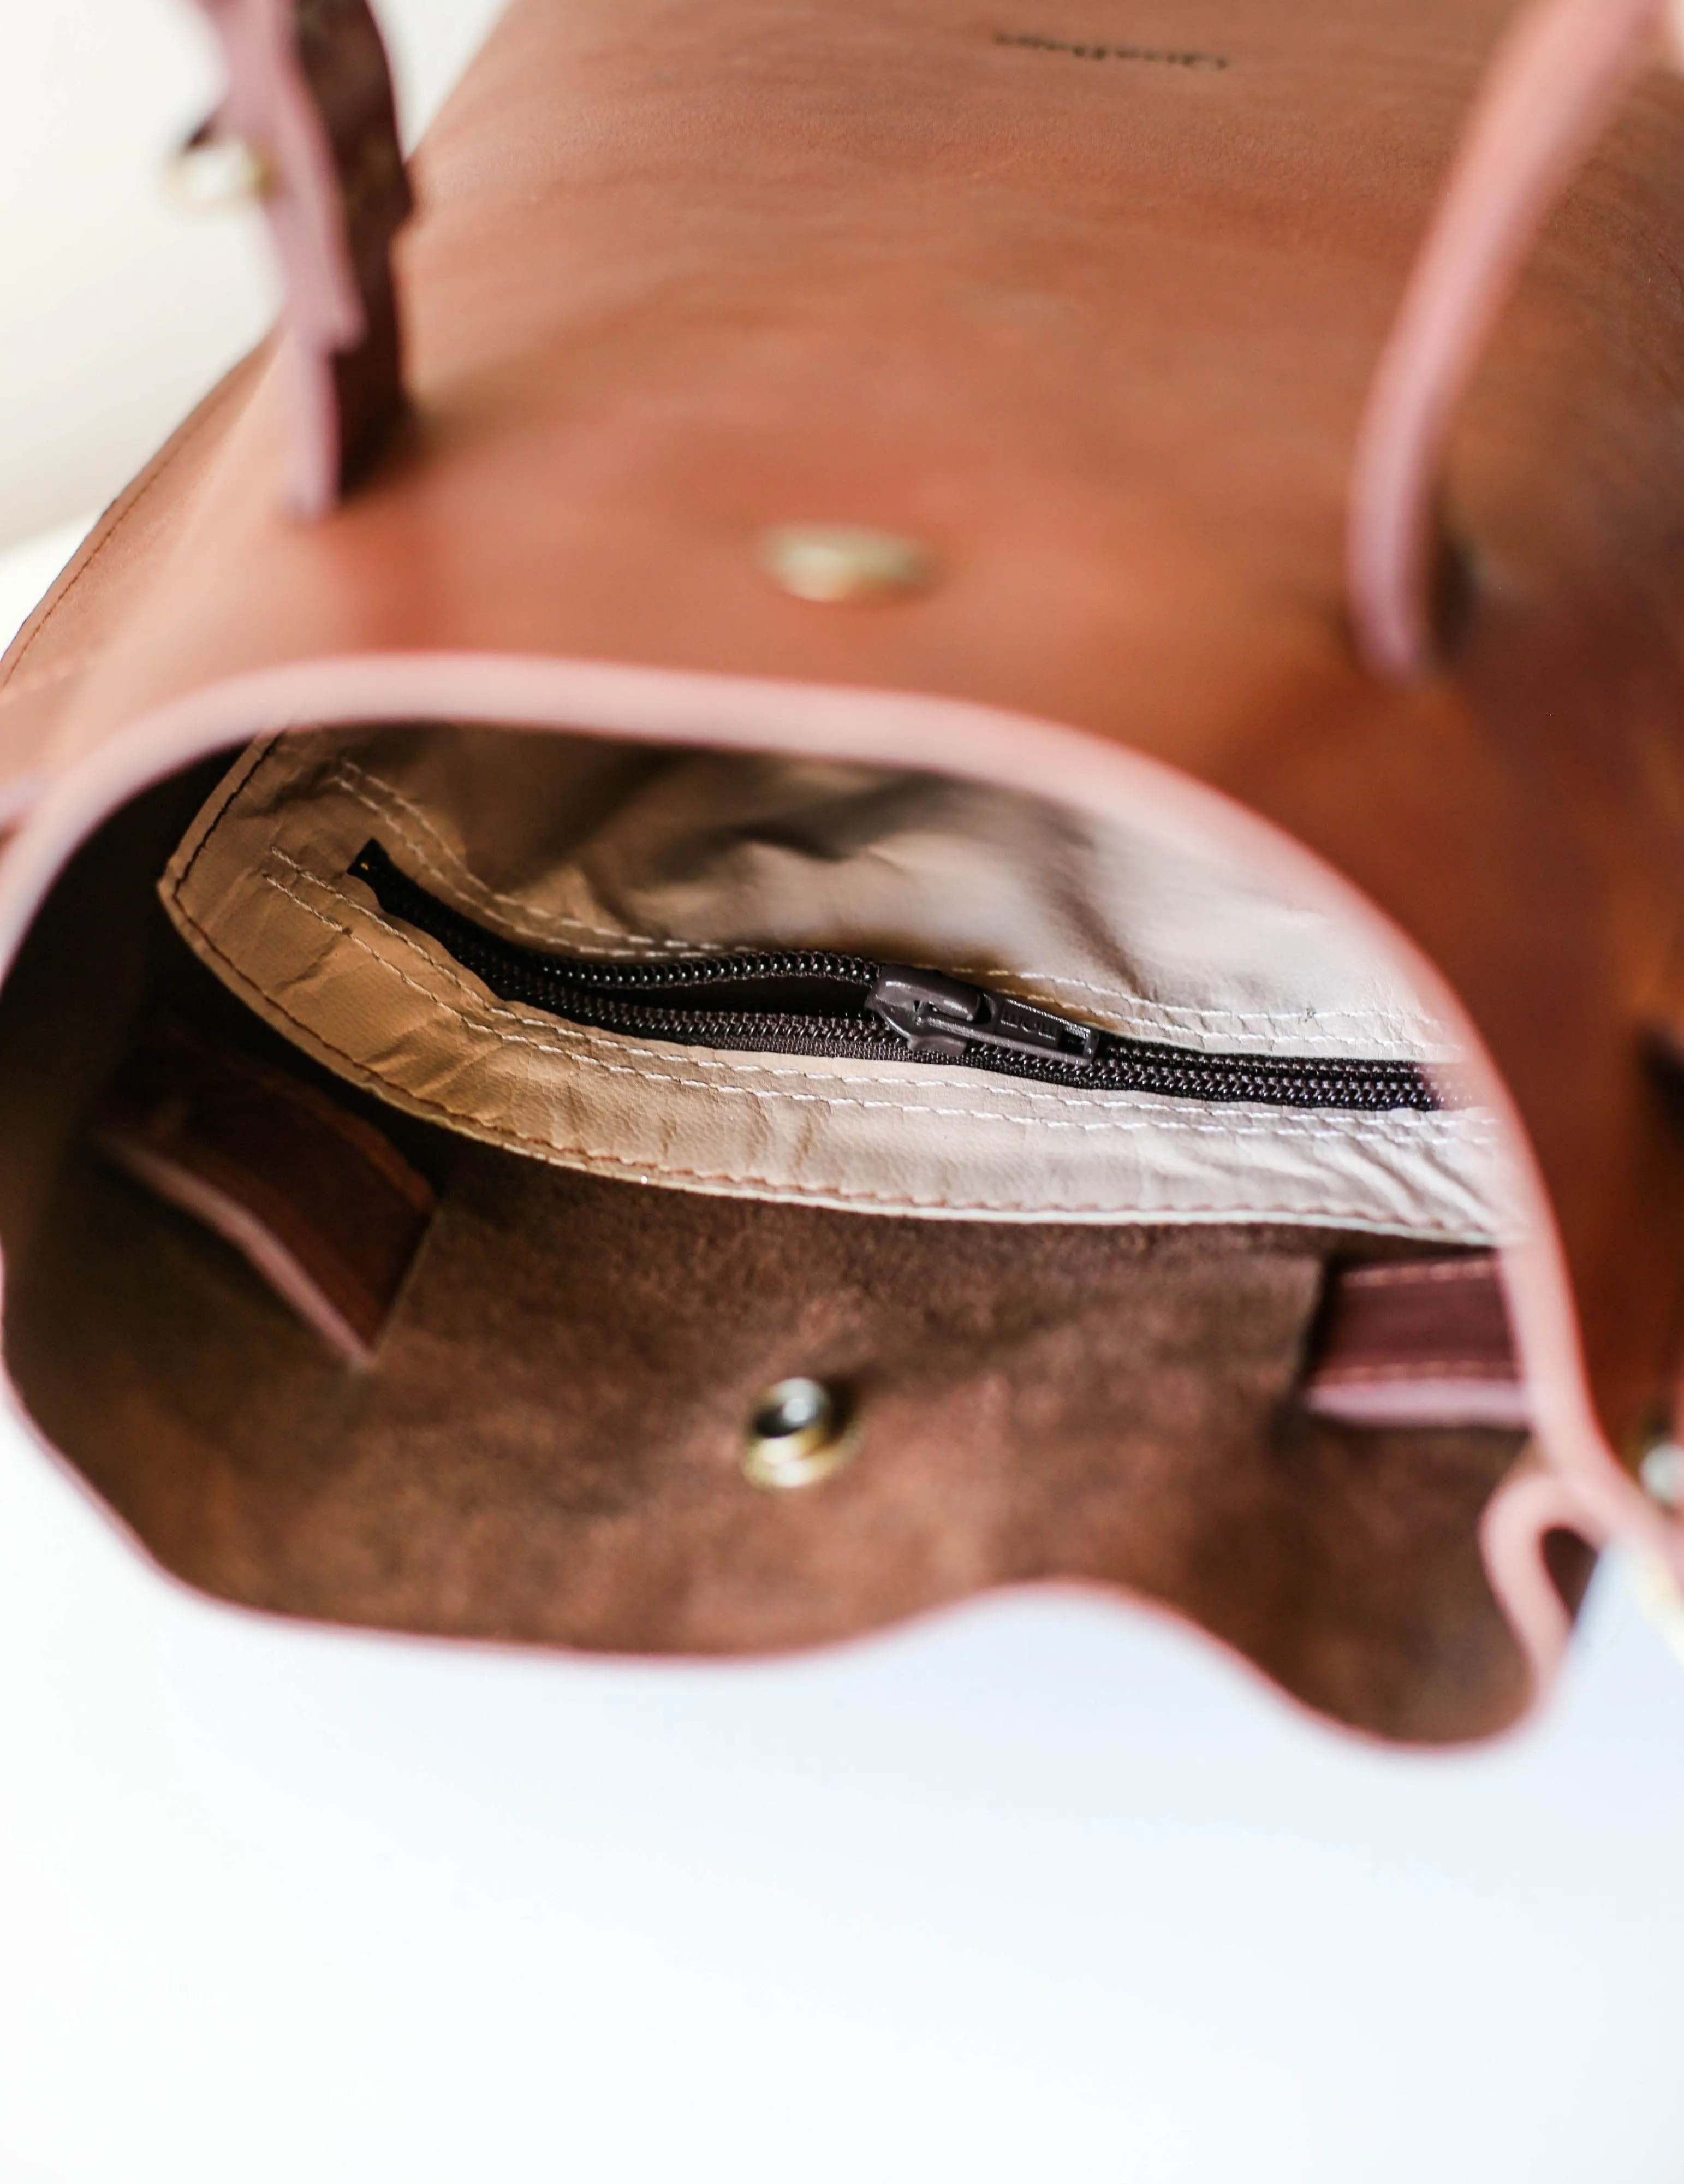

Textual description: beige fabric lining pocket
[160,724,1507,1238]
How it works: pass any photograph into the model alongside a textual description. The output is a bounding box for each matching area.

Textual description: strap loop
[188,0,411,517]
[1348,0,1667,679]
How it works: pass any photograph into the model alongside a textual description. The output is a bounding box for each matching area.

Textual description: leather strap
[1303,1254,1526,1429]
[189,0,410,515]
[96,1013,435,1362]
[1348,0,1670,676]
[186,0,1682,669]
[180,0,1676,670]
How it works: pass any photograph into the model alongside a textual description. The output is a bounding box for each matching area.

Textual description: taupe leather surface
[160,724,1501,1237]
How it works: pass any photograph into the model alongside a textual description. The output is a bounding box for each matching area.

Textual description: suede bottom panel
[7,1132,1527,1745]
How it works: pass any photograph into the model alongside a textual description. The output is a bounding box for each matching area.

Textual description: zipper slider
[866,965,1102,1066]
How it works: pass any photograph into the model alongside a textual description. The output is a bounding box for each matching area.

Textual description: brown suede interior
[0,762,1534,1746]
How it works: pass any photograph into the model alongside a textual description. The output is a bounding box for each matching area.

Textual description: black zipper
[348,838,1438,1112]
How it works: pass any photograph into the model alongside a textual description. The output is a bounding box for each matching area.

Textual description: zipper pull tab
[865,965,989,1058]
[866,965,1103,1066]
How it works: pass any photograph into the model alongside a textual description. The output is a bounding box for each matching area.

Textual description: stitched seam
[1340,1258,1497,1289]
[263,860,1485,1144]
[0,361,251,693]
[0,658,84,713]
[171,751,1493,1222]
[168,881,1487,1227]
[327,755,1449,1051]
[326,760,715,952]
[174,730,287,901]
[329,759,703,952]
[1311,1361,1519,1384]
[947,967,1443,1052]
[230,860,1493,1188]
[276,853,1490,1143]
[348,750,1440,1027]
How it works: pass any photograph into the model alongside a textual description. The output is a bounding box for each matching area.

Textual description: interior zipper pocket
[348,838,1439,1113]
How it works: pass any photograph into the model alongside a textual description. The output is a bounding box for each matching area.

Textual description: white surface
[3,1388,1684,2184]
[5,15,1684,2181]
[0,0,504,550]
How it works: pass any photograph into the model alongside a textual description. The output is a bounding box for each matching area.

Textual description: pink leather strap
[1301,1253,1527,1429]
[190,0,410,516]
[96,1012,435,1363]
[1347,0,1666,678]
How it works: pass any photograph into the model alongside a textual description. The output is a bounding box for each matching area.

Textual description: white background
[4,8,1684,2179]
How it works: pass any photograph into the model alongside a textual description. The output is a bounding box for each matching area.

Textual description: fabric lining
[160,725,1508,1241]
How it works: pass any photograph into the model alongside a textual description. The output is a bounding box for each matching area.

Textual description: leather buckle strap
[188,0,411,516]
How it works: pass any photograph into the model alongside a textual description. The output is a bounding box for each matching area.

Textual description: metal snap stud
[164,126,271,213]
[1640,1433,1684,1510]
[741,1376,858,1491]
[756,525,936,604]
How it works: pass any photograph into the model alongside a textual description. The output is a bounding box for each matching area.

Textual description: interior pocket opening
[0,721,1540,1744]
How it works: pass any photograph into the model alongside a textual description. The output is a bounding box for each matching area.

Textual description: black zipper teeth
[347,839,1439,1113]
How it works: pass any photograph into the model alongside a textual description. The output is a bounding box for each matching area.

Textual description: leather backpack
[4,0,1683,1742]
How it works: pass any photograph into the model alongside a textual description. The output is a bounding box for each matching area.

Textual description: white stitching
[1340,1258,1498,1289]
[1310,1362,1516,1384]
[160,840,1495,1227]
[950,969,1444,1053]
[264,853,1482,1138]
[171,880,1489,1227]
[329,758,711,953]
[273,860,1485,1153]
[241,856,1493,1168]
[162,733,1499,1228]
[326,753,1449,1052]
[947,966,1438,1036]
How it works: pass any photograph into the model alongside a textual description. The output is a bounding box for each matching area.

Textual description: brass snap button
[756,525,936,603]
[741,1378,858,1491]
[164,127,272,213]
[1640,1433,1684,1510]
